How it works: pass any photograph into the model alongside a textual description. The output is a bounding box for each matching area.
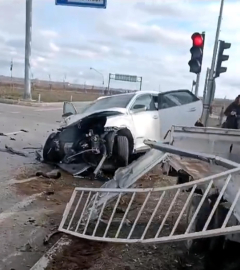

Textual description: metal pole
[90,67,104,85]
[194,73,200,96]
[139,77,142,91]
[202,0,224,126]
[24,0,32,100]
[202,68,210,103]
[107,73,111,93]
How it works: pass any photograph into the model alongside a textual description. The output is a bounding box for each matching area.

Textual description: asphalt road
[0,101,222,269]
[0,102,89,270]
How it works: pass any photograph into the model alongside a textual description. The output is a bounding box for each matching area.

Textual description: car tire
[185,194,211,254]
[116,135,129,166]
[43,132,61,163]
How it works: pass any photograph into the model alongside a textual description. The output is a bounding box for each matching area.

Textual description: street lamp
[90,67,104,85]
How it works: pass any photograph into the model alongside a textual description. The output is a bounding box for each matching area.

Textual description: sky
[0,0,239,98]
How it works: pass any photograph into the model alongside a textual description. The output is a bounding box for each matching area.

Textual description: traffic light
[215,40,231,78]
[188,32,205,74]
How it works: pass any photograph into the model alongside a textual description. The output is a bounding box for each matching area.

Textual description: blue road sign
[56,0,107,9]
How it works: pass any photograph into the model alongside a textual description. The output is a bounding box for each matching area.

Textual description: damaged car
[43,90,203,177]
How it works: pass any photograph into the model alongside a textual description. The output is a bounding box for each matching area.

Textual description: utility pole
[139,77,142,91]
[10,59,13,78]
[24,0,32,100]
[202,0,224,126]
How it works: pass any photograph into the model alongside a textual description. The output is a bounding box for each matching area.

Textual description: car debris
[36,169,61,179]
[42,90,202,178]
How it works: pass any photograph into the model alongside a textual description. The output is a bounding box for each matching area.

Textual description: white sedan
[42,89,202,175]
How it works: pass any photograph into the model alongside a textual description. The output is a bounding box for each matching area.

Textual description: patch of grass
[0,85,102,102]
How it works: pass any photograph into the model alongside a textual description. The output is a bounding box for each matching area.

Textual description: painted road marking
[34,108,62,112]
[0,192,43,224]
[11,111,20,114]
[4,131,24,135]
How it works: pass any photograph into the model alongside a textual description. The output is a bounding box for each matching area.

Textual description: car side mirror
[131,104,147,113]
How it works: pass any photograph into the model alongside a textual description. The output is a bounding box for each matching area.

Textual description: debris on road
[0,145,29,157]
[36,169,61,179]
[23,146,43,150]
[35,150,43,162]
[28,217,36,224]
[10,137,16,141]
[20,129,29,133]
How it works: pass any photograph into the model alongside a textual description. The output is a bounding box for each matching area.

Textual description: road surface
[0,102,89,270]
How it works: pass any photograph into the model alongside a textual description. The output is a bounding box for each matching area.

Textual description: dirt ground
[0,86,101,102]
[10,163,204,270]
[12,163,205,270]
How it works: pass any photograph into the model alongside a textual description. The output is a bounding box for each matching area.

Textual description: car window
[63,102,77,115]
[168,90,199,105]
[131,94,157,111]
[158,94,181,109]
[158,90,199,109]
[82,93,135,113]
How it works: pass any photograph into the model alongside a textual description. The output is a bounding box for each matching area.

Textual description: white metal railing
[59,167,240,244]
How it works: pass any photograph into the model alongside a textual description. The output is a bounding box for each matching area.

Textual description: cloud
[0,0,238,97]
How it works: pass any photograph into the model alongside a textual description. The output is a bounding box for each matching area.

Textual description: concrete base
[30,236,72,270]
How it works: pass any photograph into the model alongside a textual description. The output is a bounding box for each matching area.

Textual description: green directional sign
[115,74,138,82]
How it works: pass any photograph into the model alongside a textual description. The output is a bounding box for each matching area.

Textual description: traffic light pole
[194,73,200,97]
[202,0,225,126]
[202,68,210,103]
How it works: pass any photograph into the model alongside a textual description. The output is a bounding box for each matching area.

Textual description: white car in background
[42,90,203,175]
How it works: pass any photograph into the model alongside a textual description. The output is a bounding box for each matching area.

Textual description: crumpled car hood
[63,107,128,127]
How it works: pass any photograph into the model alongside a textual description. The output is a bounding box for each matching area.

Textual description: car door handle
[188,108,196,112]
[153,115,158,119]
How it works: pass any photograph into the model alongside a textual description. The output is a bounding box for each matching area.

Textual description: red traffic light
[191,33,203,47]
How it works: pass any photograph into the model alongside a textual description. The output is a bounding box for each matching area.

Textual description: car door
[158,90,202,139]
[62,102,77,117]
[168,90,203,124]
[130,94,160,151]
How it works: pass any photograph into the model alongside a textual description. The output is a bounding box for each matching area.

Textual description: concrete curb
[30,236,72,270]
[0,99,92,107]
[0,98,64,107]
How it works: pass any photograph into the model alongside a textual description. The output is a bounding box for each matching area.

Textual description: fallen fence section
[59,126,240,243]
[59,166,240,244]
[59,149,168,225]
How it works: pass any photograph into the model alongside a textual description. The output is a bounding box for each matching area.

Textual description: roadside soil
[26,165,205,270]
[12,163,104,248]
[0,86,101,102]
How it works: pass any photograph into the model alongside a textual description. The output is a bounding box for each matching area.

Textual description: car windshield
[83,93,135,114]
